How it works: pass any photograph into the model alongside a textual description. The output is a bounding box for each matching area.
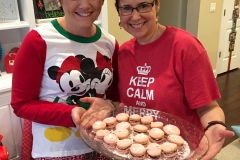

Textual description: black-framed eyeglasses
[118,0,155,16]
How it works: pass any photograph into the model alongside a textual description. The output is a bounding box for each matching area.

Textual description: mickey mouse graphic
[48,51,113,110]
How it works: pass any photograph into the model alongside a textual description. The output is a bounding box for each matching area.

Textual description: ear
[155,0,160,13]
[156,0,160,10]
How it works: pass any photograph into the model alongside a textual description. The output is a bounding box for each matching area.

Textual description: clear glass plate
[79,107,208,160]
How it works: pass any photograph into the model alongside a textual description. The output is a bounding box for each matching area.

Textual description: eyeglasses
[118,0,155,16]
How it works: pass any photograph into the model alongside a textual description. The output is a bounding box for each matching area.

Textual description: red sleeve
[184,52,221,108]
[105,40,120,102]
[11,30,75,127]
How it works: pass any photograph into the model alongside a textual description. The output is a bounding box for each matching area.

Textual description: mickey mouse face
[91,68,113,94]
[59,70,91,96]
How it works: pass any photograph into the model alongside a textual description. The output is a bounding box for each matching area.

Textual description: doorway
[216,0,240,74]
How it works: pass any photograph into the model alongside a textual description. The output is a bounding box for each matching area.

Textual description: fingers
[71,107,86,129]
[80,98,111,121]
[81,107,99,122]
[81,109,110,129]
[201,153,216,160]
[220,130,235,138]
[116,102,124,114]
[201,145,222,160]
[80,97,96,103]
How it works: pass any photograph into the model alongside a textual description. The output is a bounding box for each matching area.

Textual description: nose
[131,8,141,20]
[78,0,91,10]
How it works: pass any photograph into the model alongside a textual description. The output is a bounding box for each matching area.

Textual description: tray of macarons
[79,107,208,160]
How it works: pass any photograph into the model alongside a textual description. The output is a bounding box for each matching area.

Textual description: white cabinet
[0,73,22,160]
[0,0,36,72]
[0,1,34,159]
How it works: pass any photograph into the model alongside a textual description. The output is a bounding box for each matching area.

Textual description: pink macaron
[130,143,146,160]
[167,134,184,149]
[116,138,133,154]
[116,122,131,131]
[163,124,180,137]
[140,115,153,128]
[133,124,148,136]
[94,129,110,142]
[133,133,149,147]
[92,121,107,133]
[114,127,130,140]
[146,143,162,159]
[103,117,117,129]
[129,114,141,126]
[103,133,119,149]
[150,121,164,129]
[116,113,129,122]
[148,128,165,143]
[161,142,178,158]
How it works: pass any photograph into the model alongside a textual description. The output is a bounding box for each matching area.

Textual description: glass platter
[79,107,208,160]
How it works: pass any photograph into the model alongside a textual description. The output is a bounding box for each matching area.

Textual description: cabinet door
[0,95,22,160]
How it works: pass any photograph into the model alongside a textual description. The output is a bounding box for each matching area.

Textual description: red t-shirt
[118,26,221,130]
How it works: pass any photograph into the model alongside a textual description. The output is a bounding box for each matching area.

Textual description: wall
[186,0,200,37]
[159,0,188,30]
[107,0,132,45]
[157,0,223,70]
[198,0,223,69]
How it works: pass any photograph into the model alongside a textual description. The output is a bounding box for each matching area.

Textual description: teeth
[77,12,91,16]
[131,24,143,28]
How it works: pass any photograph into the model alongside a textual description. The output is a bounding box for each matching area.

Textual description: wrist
[106,99,117,117]
[204,120,227,132]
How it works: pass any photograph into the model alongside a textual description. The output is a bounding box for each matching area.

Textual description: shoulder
[119,38,136,52]
[99,27,117,44]
[22,29,46,47]
[166,26,205,52]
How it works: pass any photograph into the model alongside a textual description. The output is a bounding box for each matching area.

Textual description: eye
[69,81,73,87]
[79,74,85,83]
[138,3,149,9]
[122,6,132,11]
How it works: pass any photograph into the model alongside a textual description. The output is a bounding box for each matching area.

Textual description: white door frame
[216,0,240,75]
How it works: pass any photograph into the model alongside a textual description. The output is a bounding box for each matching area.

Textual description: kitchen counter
[0,72,12,93]
[0,72,21,160]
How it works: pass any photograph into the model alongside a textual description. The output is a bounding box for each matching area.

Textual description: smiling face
[117,0,160,44]
[60,0,103,36]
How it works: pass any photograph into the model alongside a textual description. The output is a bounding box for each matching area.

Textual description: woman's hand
[196,100,235,159]
[71,107,87,130]
[79,97,120,129]
[201,124,235,160]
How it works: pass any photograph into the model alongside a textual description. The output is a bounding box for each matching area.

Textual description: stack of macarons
[148,128,165,143]
[116,113,129,122]
[146,143,162,159]
[92,121,107,133]
[141,115,153,128]
[116,139,132,154]
[91,113,189,159]
[103,117,117,129]
[94,129,110,142]
[133,124,148,135]
[129,114,141,126]
[130,143,146,159]
[103,133,119,149]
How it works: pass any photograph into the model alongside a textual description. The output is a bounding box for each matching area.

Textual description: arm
[11,30,78,127]
[196,100,235,160]
[196,100,225,128]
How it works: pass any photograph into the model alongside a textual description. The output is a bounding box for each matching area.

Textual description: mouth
[130,22,145,29]
[75,12,92,17]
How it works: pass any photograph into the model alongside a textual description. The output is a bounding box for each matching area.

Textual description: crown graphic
[137,63,151,75]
